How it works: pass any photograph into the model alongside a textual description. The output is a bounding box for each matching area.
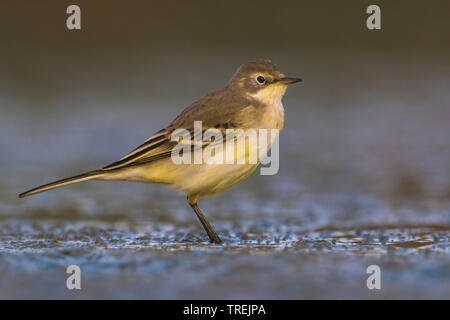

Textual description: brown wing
[102,88,253,171]
[102,126,225,171]
[102,128,176,170]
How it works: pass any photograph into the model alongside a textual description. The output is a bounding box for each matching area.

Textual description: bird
[19,60,302,244]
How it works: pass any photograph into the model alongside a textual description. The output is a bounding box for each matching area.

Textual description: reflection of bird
[19,60,301,243]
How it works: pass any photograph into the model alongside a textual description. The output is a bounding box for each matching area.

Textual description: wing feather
[102,129,175,170]
[102,89,254,171]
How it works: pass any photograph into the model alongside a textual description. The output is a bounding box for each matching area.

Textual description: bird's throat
[255,82,286,102]
[251,83,286,130]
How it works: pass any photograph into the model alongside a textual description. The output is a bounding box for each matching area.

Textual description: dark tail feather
[19,170,107,198]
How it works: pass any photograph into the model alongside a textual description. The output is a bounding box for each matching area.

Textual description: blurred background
[0,0,449,299]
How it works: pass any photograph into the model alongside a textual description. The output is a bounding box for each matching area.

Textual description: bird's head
[228,59,302,103]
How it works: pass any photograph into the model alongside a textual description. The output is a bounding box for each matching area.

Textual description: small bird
[19,60,301,244]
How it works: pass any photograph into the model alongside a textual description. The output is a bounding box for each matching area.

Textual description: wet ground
[0,216,449,299]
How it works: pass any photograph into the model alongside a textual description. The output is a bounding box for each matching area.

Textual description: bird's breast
[260,100,285,130]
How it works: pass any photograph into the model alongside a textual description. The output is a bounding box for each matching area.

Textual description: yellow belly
[102,130,278,197]
[104,159,259,197]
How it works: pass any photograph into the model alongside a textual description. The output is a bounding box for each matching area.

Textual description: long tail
[19,170,107,198]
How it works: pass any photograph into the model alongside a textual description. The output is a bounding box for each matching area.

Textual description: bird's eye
[256,76,265,84]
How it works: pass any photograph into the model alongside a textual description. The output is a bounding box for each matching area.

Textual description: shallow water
[0,218,449,299]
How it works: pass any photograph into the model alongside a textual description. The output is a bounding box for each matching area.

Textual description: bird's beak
[278,77,302,85]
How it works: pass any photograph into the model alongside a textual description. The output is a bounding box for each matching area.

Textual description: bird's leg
[187,196,222,244]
